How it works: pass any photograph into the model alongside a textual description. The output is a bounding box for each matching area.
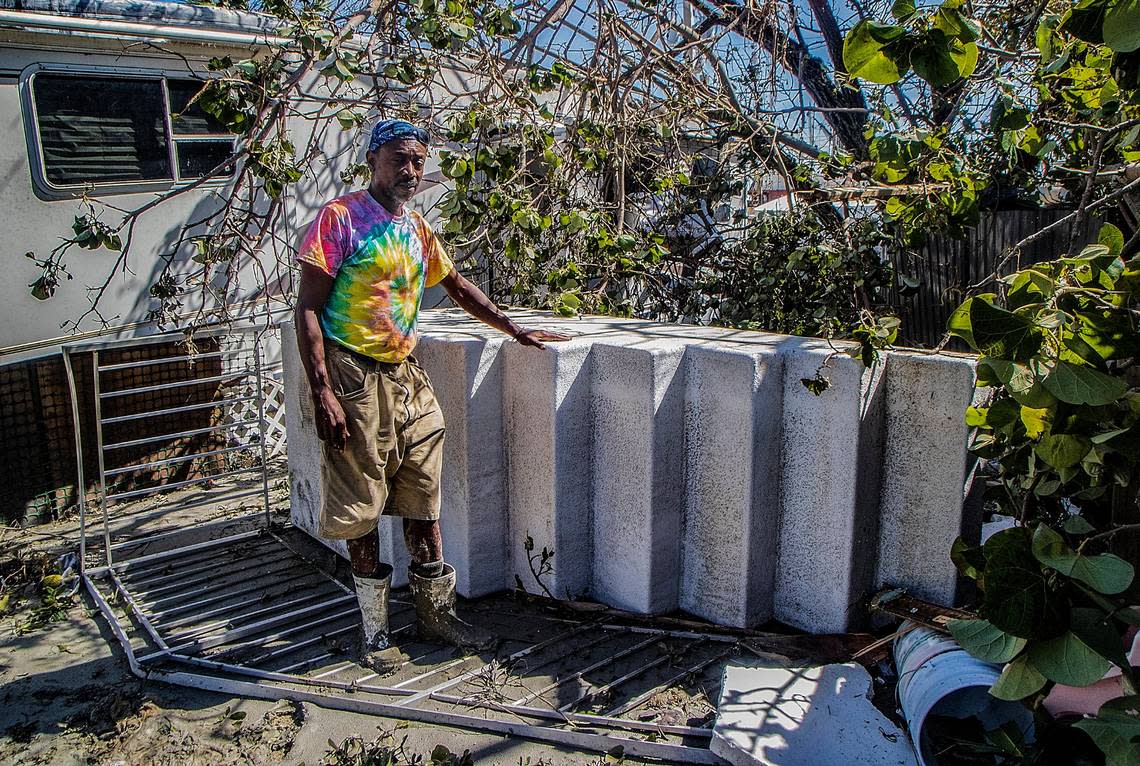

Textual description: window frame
[20,63,237,200]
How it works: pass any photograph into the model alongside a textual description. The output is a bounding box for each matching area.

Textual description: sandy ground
[0,469,881,766]
[0,593,659,766]
[0,487,673,766]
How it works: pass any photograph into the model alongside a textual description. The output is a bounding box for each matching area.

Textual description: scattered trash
[893,625,1034,766]
[710,661,917,766]
[980,514,1017,544]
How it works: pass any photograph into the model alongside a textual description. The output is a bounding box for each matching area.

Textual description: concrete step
[590,340,686,614]
[681,342,784,628]
[415,333,508,597]
[502,338,593,601]
[281,323,412,588]
[774,346,886,633]
[875,352,976,606]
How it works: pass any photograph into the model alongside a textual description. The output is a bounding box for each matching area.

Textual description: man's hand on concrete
[314,388,350,450]
[514,329,572,350]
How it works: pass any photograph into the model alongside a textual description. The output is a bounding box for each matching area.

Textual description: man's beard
[393,181,419,202]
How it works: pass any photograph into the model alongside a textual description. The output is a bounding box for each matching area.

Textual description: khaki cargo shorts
[320,340,445,540]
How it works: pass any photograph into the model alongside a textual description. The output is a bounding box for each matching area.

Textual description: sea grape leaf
[1032,524,1135,594]
[948,619,1027,663]
[989,654,1047,700]
[1105,0,1140,52]
[981,527,1064,638]
[970,299,1042,360]
[843,21,905,83]
[1034,434,1091,470]
[1028,630,1111,686]
[1042,361,1128,406]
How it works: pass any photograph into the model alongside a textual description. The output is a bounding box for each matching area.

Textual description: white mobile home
[0,0,342,523]
[0,0,313,360]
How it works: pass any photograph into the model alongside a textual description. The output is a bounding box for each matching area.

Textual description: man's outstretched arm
[295,262,349,450]
[439,270,571,349]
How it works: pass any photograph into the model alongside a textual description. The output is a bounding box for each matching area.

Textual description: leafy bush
[683,207,893,338]
[945,223,1139,764]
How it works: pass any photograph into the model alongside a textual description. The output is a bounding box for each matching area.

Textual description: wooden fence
[884,209,1100,348]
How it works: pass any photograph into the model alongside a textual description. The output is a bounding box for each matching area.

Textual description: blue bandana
[368,119,430,151]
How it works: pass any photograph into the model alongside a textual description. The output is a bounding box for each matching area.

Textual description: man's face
[367,139,427,205]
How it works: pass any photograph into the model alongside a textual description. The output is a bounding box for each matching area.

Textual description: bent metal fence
[61,326,280,569]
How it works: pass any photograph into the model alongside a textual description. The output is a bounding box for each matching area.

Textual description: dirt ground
[0,478,886,766]
[0,592,662,766]
[0,503,676,766]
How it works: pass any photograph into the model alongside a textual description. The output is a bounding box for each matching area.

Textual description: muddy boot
[353,564,401,674]
[408,563,497,651]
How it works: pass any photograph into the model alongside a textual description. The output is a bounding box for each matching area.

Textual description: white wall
[284,310,977,634]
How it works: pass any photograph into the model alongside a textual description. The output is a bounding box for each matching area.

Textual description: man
[295,119,569,670]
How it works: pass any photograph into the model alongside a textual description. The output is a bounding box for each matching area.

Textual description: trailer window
[166,79,237,180]
[29,73,235,191]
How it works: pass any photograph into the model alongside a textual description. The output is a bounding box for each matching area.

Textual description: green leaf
[912,43,961,87]
[1033,525,1135,594]
[1074,717,1140,766]
[891,0,916,20]
[970,299,1042,360]
[980,359,1055,408]
[951,40,979,79]
[1099,223,1126,257]
[1077,310,1140,360]
[1034,434,1092,470]
[1064,0,1108,44]
[1006,269,1054,309]
[1070,608,1132,669]
[948,619,1027,663]
[982,527,1064,638]
[1063,516,1096,535]
[1063,333,1107,366]
[1091,427,1130,444]
[1093,694,1140,763]
[1020,406,1049,438]
[952,537,986,580]
[1028,629,1111,686]
[1105,0,1140,52]
[801,374,830,396]
[843,20,904,83]
[965,406,988,426]
[335,108,360,131]
[985,720,1027,756]
[934,6,979,41]
[1075,243,1112,260]
[990,654,1047,700]
[1042,361,1128,406]
[947,298,976,346]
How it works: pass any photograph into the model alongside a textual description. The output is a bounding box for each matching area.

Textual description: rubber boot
[353,564,401,674]
[408,563,497,651]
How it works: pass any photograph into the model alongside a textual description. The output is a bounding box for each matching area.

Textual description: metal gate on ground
[67,328,737,764]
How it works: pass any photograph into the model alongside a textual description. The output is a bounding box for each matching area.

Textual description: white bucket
[893,624,1034,766]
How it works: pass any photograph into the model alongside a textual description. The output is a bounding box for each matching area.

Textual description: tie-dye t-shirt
[297,190,454,363]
